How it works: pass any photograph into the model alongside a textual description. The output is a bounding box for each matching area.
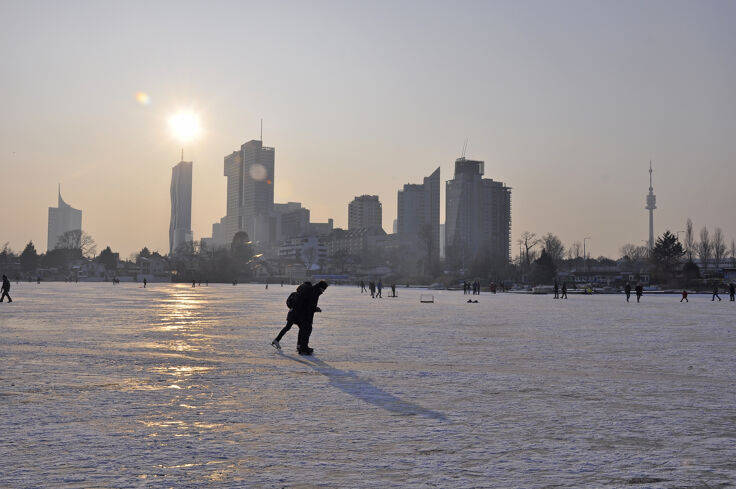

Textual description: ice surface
[0,283,734,488]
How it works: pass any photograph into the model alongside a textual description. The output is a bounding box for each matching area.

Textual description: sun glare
[169,111,201,143]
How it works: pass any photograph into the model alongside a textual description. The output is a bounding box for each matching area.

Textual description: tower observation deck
[646,161,656,249]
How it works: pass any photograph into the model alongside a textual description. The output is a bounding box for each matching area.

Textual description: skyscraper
[646,161,656,250]
[397,167,440,265]
[169,160,193,255]
[348,195,382,231]
[47,186,82,251]
[223,139,275,245]
[445,157,511,266]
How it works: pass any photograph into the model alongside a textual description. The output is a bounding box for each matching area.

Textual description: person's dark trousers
[0,291,10,302]
[275,310,298,342]
[297,321,313,351]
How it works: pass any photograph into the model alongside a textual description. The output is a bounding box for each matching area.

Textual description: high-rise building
[47,186,82,251]
[445,158,511,265]
[397,167,440,265]
[646,161,656,250]
[169,160,193,255]
[348,195,382,231]
[223,139,275,245]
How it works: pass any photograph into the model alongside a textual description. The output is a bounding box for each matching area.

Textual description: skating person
[680,290,688,302]
[375,280,383,298]
[712,284,722,301]
[391,283,396,297]
[293,280,329,355]
[143,278,147,288]
[360,280,366,293]
[1,275,12,303]
[730,282,735,301]
[635,283,643,303]
[561,281,567,299]
[624,282,631,302]
[369,281,375,298]
[553,279,559,299]
[192,279,196,288]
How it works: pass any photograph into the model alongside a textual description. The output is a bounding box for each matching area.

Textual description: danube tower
[646,161,656,249]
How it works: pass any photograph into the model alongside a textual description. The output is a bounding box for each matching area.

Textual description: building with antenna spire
[170,159,193,255]
[47,185,82,251]
[646,161,656,249]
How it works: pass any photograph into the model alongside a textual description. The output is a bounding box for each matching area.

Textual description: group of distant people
[359,280,396,298]
[553,279,568,299]
[463,280,481,295]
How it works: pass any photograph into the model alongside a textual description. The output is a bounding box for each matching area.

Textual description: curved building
[47,186,82,251]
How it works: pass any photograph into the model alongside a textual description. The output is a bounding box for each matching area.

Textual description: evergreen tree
[651,230,684,281]
[20,241,39,272]
[97,246,118,270]
[530,249,556,284]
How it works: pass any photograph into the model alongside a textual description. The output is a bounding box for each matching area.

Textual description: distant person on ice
[375,280,383,298]
[680,290,688,302]
[624,282,631,302]
[730,282,735,301]
[560,281,567,299]
[712,283,722,301]
[1,275,12,303]
[360,280,366,293]
[553,279,559,299]
[635,283,643,303]
[143,278,147,288]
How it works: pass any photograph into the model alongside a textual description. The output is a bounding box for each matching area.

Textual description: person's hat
[317,280,328,290]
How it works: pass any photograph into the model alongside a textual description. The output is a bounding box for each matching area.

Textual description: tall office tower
[223,139,275,245]
[397,167,440,264]
[645,161,656,250]
[348,195,382,231]
[47,185,82,251]
[169,160,193,255]
[445,157,511,265]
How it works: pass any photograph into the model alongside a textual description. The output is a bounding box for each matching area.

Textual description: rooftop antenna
[461,138,468,158]
[181,148,184,162]
[260,118,263,142]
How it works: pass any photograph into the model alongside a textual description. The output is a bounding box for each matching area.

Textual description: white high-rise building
[47,186,82,251]
[397,167,440,265]
[170,160,193,255]
[348,195,382,231]
[223,139,275,245]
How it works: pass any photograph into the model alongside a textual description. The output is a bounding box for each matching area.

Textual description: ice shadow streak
[284,354,447,422]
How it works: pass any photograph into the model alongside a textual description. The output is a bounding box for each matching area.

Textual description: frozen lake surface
[1,283,734,488]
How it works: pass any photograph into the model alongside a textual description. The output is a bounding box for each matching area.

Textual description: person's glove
[315,307,322,312]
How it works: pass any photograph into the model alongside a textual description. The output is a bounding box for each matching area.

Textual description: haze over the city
[1,0,735,258]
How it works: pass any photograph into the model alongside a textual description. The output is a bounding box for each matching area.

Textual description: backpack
[286,292,298,309]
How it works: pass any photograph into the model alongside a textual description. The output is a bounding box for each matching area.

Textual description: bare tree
[684,218,695,262]
[302,246,317,271]
[568,241,582,260]
[517,231,540,270]
[541,233,565,263]
[619,243,648,263]
[697,226,712,273]
[56,229,97,258]
[712,227,726,270]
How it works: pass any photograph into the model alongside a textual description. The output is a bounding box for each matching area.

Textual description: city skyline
[2,1,736,258]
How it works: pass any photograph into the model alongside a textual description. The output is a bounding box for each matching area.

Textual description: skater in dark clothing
[375,280,383,298]
[560,281,567,299]
[272,281,328,354]
[635,283,643,303]
[553,279,559,299]
[143,278,147,288]
[192,279,196,287]
[390,283,396,297]
[680,290,688,302]
[294,280,328,355]
[730,282,735,301]
[712,284,722,301]
[624,282,631,302]
[360,280,366,293]
[1,275,12,302]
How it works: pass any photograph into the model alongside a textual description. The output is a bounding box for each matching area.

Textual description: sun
[169,111,201,143]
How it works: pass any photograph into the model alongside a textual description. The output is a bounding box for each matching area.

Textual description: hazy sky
[2,0,735,259]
